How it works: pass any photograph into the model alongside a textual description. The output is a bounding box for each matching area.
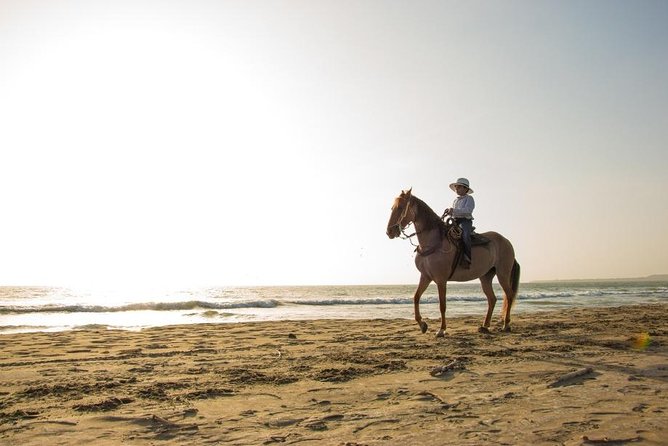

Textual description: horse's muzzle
[386,225,400,239]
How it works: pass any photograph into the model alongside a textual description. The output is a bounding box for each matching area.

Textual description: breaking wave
[0,299,281,314]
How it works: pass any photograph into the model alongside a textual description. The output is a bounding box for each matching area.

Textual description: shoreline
[2,281,667,335]
[1,303,667,445]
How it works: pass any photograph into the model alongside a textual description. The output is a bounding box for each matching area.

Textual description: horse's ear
[406,188,412,197]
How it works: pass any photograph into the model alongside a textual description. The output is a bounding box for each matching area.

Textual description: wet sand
[1,304,667,445]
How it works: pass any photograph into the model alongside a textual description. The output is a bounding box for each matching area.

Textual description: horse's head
[386,188,414,239]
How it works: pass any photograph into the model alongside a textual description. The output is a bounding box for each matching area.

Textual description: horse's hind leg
[479,269,497,333]
[497,262,519,332]
[499,284,513,331]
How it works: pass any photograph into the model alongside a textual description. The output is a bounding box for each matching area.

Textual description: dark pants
[455,218,473,261]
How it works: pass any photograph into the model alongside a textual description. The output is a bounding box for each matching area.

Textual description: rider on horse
[444,178,475,269]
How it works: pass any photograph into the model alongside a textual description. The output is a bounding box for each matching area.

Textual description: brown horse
[386,189,520,337]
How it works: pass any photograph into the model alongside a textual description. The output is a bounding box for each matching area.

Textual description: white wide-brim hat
[449,177,473,193]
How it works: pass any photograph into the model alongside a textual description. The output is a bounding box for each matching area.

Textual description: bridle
[389,197,421,247]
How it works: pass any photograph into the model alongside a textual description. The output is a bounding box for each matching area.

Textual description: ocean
[1,281,667,334]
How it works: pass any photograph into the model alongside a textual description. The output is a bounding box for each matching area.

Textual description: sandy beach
[1,304,666,445]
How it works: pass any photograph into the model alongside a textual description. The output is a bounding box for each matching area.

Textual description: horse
[386,189,520,337]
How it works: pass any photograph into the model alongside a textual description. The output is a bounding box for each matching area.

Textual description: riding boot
[456,218,473,269]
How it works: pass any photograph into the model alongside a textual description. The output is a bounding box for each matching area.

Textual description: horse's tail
[510,260,520,307]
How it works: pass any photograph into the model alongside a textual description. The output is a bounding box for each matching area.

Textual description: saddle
[443,219,490,269]
[416,219,490,259]
[442,219,490,246]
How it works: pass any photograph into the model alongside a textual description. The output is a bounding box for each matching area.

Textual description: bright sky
[1,0,667,288]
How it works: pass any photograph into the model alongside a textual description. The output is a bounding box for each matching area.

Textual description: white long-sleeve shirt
[452,194,475,219]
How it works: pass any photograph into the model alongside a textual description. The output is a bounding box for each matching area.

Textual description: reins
[392,199,464,273]
[400,224,420,248]
[397,206,462,266]
[396,203,460,255]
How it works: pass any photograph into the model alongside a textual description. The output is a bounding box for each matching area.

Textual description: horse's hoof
[419,321,428,334]
[436,329,445,338]
[502,325,512,333]
[478,326,490,334]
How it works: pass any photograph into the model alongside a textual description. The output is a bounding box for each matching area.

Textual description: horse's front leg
[436,281,447,338]
[413,275,432,333]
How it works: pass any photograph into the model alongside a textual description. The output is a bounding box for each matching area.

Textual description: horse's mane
[410,195,448,238]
